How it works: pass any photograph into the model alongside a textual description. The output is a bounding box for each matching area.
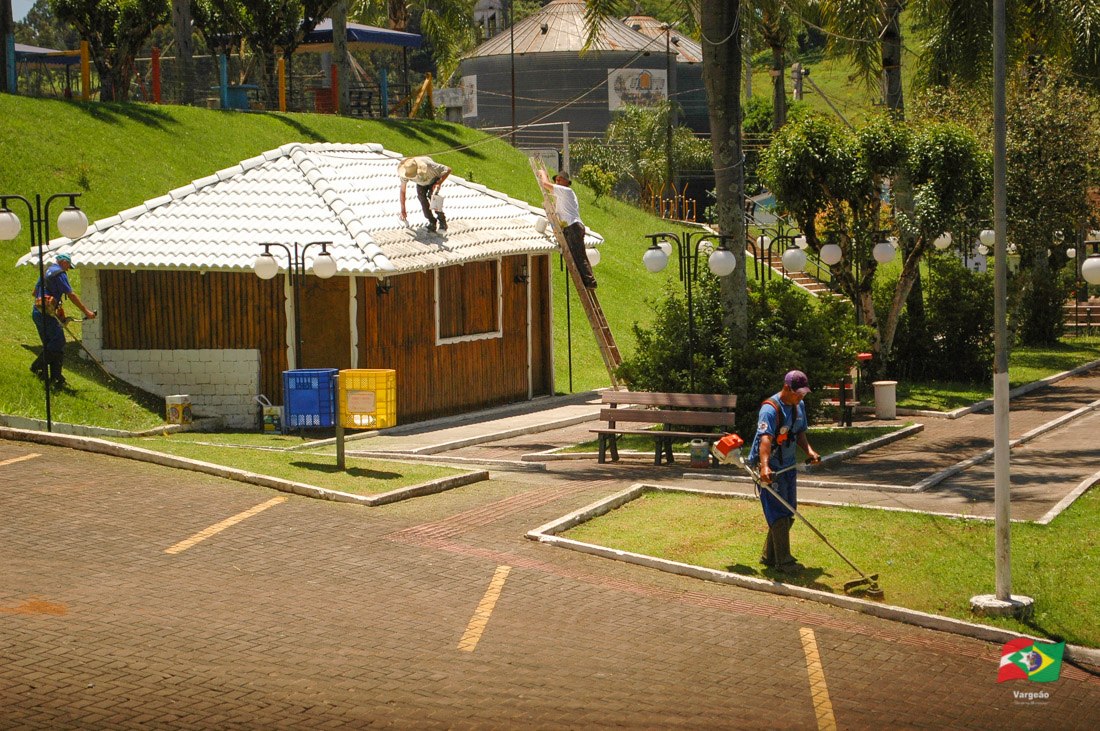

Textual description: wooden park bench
[822,376,859,427]
[592,391,737,465]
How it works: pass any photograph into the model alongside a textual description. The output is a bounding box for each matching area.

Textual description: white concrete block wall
[99,348,261,428]
[74,272,261,428]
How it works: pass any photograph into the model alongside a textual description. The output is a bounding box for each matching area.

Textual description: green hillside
[0,95,690,429]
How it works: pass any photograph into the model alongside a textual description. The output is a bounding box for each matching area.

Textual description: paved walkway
[346,366,1100,523]
[3,369,1100,728]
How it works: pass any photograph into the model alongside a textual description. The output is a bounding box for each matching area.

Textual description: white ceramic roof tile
[17,142,589,275]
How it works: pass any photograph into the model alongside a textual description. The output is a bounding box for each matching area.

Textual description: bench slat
[601,391,737,409]
[591,429,726,439]
[598,408,736,427]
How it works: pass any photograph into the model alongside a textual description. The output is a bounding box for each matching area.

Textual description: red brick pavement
[2,440,1099,729]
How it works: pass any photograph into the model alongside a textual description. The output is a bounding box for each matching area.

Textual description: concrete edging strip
[526,482,1100,671]
[0,426,487,506]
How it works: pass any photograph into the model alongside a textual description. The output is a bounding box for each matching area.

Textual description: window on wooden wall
[437,260,502,342]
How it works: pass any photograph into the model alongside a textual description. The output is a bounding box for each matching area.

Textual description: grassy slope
[0,95,689,428]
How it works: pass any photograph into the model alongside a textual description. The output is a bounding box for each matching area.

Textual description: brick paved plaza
[2,435,1099,729]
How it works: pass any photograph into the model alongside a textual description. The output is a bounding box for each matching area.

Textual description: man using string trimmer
[31,253,97,390]
[748,370,819,573]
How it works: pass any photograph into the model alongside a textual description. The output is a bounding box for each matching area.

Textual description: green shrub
[884,256,994,382]
[617,276,870,435]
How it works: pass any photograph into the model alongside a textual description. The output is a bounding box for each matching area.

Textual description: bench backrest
[599,408,736,429]
[601,391,738,410]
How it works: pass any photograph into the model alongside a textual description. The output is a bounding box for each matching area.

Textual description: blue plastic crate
[282,368,338,432]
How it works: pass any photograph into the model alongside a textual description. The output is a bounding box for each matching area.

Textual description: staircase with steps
[744,236,832,296]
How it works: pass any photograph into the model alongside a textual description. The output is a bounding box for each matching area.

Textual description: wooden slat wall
[530,254,552,396]
[356,254,543,423]
[99,270,287,402]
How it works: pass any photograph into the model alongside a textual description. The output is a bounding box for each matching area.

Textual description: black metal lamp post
[253,241,337,369]
[642,230,737,390]
[0,192,89,432]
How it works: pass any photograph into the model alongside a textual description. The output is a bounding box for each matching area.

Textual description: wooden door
[298,275,351,370]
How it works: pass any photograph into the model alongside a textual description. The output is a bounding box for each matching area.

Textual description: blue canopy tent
[294,20,423,117]
[299,20,422,52]
[12,42,81,97]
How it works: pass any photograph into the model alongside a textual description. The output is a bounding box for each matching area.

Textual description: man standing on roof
[747,370,820,573]
[398,156,451,232]
[31,253,96,389]
[537,168,597,289]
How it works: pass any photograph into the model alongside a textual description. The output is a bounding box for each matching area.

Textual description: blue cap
[56,253,72,265]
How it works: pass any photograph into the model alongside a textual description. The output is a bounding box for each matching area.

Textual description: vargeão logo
[997,638,1065,683]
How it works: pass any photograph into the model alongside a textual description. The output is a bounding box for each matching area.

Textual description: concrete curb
[0,413,226,438]
[527,483,1100,671]
[0,426,488,506]
[896,358,1100,420]
[345,450,547,472]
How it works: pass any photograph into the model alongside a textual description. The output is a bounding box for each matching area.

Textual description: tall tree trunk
[882,0,904,117]
[388,0,409,32]
[1,0,13,94]
[333,0,348,115]
[700,0,747,346]
[171,0,195,104]
[770,43,786,131]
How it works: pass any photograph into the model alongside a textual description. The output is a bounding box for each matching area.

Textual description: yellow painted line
[457,565,512,652]
[164,496,287,555]
[800,627,837,731]
[0,453,41,467]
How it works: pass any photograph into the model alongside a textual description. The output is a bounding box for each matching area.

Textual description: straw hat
[398,158,423,180]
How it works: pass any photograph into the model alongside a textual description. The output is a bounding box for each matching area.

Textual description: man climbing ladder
[529,156,621,387]
[536,168,597,289]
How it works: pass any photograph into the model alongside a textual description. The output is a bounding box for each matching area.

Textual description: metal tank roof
[465,0,660,58]
[623,15,704,64]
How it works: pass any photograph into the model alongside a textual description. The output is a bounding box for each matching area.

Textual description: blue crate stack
[282,368,338,432]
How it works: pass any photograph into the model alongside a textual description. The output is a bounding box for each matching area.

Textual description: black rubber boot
[30,353,46,379]
[47,351,66,389]
[773,517,801,573]
[760,522,777,567]
[437,211,447,231]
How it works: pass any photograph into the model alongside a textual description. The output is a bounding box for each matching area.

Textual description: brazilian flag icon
[997,638,1066,683]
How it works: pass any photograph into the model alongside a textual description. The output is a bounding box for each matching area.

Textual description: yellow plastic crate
[338,369,397,429]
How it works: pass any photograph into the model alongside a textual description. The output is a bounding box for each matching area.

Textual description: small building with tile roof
[457,0,676,144]
[21,142,599,427]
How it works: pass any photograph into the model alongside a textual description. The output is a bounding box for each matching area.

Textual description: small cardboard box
[255,395,281,433]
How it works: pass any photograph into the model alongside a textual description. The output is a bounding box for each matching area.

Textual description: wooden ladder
[529,156,622,388]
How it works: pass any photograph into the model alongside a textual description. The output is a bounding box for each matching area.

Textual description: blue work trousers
[759,467,797,525]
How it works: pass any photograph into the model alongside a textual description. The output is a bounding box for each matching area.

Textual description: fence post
[380,68,388,118]
[151,47,161,103]
[277,57,286,111]
[80,41,90,100]
[218,53,228,110]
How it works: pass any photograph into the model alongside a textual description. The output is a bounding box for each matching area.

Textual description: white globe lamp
[708,248,736,277]
[873,242,895,264]
[977,244,989,256]
[57,206,89,240]
[586,247,601,267]
[0,208,21,240]
[757,234,773,251]
[979,229,996,247]
[1082,257,1100,285]
[933,232,952,250]
[643,246,669,273]
[311,251,337,279]
[782,248,807,272]
[820,243,843,266]
[794,235,808,250]
[657,241,672,257]
[254,252,280,280]
[1066,247,1077,260]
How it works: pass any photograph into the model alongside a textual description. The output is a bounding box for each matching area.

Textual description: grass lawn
[895,336,1100,411]
[115,433,463,495]
[561,425,901,455]
[565,488,1100,647]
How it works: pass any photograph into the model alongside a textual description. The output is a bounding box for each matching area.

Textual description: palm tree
[357,0,477,83]
[816,0,905,117]
[585,0,748,344]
